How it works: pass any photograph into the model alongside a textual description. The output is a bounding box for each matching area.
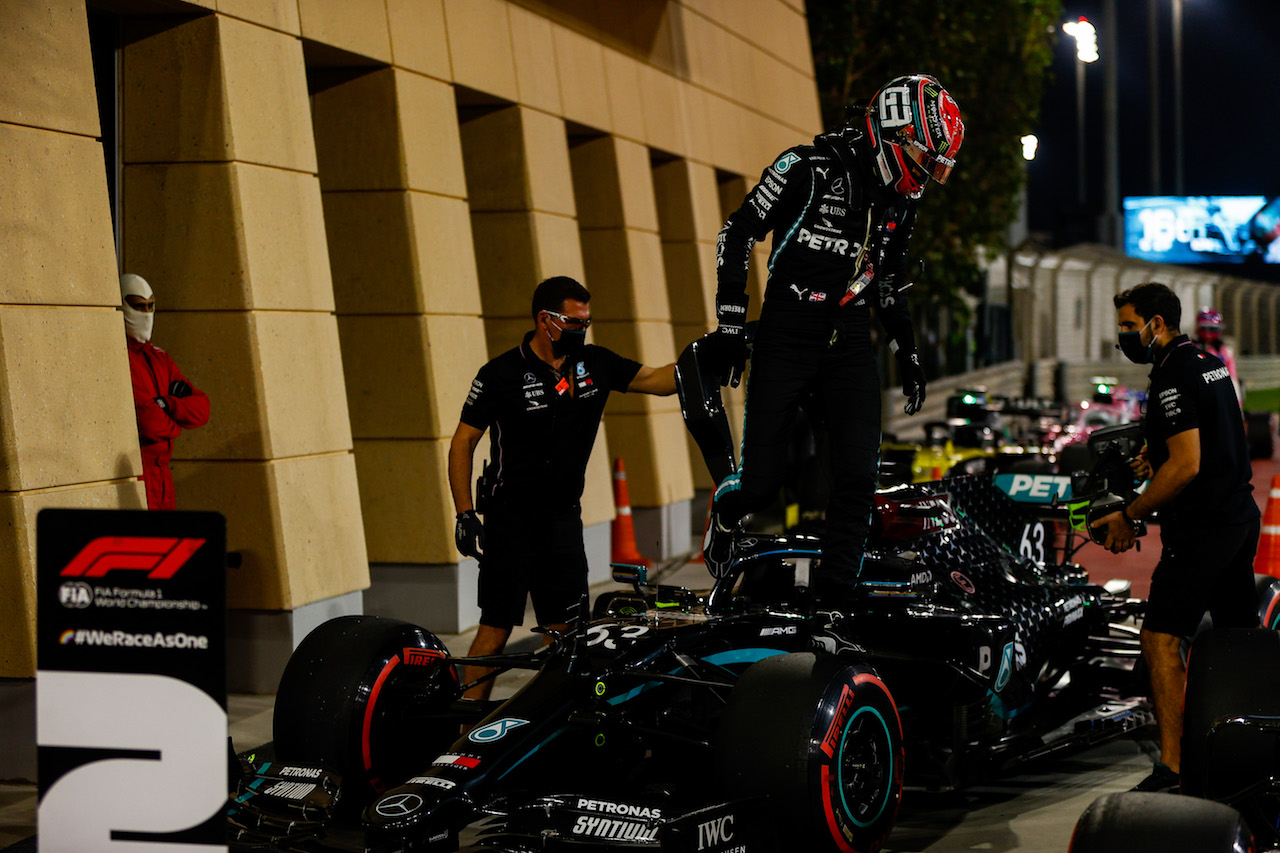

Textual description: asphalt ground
[2,452,1276,851]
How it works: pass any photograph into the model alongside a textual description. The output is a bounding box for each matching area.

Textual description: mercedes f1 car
[227,338,1154,853]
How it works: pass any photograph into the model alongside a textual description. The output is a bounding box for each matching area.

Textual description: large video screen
[1123,195,1280,264]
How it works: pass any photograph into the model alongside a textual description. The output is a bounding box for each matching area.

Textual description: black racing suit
[713,129,920,590]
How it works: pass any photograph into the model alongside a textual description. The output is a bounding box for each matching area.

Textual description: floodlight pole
[1172,0,1185,195]
[1102,0,1120,247]
[1147,0,1161,194]
[1076,59,1086,207]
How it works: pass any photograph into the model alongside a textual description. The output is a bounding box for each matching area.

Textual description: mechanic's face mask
[120,273,155,343]
[544,312,587,359]
[1116,318,1155,364]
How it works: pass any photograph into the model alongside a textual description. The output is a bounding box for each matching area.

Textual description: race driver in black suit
[703,74,965,593]
[1092,281,1260,793]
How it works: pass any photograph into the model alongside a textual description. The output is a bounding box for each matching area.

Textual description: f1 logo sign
[697,815,734,850]
[60,536,206,580]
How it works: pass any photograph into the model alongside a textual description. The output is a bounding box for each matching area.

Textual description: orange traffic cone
[611,458,650,567]
[1256,476,1280,578]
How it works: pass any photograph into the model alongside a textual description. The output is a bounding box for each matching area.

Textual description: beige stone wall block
[638,64,687,158]
[236,163,335,311]
[158,312,267,460]
[174,453,368,609]
[528,212,587,289]
[328,190,481,316]
[482,317,530,359]
[410,191,484,316]
[298,0,392,62]
[170,459,283,608]
[121,16,228,164]
[0,124,119,306]
[603,49,646,143]
[0,1,98,136]
[471,212,534,316]
[353,438,455,564]
[578,229,670,324]
[443,0,518,102]
[0,307,142,492]
[614,138,661,233]
[683,9,734,98]
[508,4,561,114]
[460,107,526,213]
[313,68,403,191]
[569,137,623,229]
[553,24,610,132]
[218,16,318,172]
[581,427,615,528]
[0,480,146,677]
[662,242,716,325]
[602,411,693,507]
[339,314,485,440]
[679,82,712,163]
[324,191,417,314]
[653,159,722,244]
[386,0,451,79]
[624,230,671,321]
[219,0,302,35]
[122,162,244,310]
[518,110,576,218]
[274,451,369,606]
[255,312,353,458]
[397,71,469,198]
[706,94,747,177]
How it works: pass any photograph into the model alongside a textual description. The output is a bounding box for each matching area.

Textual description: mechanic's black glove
[154,396,169,412]
[169,379,192,398]
[455,510,485,559]
[710,292,749,388]
[896,348,926,416]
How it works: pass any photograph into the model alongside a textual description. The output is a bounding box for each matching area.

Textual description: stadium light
[1063,17,1099,63]
[1021,135,1039,161]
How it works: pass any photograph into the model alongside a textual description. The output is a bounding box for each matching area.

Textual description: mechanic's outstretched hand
[455,509,485,559]
[711,293,749,387]
[1090,511,1136,554]
[896,349,926,415]
[1128,445,1152,481]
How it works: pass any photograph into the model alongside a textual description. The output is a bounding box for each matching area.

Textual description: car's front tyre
[715,652,904,853]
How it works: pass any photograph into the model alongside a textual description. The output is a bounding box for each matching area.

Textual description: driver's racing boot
[703,510,738,578]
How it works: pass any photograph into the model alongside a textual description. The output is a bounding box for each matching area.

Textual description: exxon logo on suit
[994,473,1072,503]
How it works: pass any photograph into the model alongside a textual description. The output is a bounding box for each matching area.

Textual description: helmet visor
[902,136,956,185]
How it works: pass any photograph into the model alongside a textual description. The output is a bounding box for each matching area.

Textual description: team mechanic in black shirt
[702,74,965,590]
[449,276,677,700]
[1091,282,1261,793]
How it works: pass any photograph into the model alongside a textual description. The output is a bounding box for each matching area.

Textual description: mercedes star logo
[375,792,424,818]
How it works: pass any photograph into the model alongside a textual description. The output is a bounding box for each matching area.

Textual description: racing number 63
[37,670,228,852]
[1019,522,1047,564]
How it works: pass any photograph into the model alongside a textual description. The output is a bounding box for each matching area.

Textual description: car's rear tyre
[715,652,903,853]
[272,616,460,798]
[1182,628,1280,801]
[1069,792,1253,852]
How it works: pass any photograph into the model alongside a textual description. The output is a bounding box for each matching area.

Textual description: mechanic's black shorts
[478,502,589,630]
[1144,516,1262,638]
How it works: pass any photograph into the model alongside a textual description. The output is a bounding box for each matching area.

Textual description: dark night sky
[1026,0,1280,239]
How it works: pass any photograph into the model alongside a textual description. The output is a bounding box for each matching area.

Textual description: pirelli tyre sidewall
[716,652,904,853]
[272,615,460,799]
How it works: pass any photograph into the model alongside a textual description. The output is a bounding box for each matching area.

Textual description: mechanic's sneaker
[1130,763,1179,793]
[703,511,737,578]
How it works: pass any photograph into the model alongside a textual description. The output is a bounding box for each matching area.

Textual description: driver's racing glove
[709,293,749,388]
[455,509,485,559]
[895,348,926,416]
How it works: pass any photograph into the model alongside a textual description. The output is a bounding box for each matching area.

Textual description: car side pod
[1069,792,1254,853]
